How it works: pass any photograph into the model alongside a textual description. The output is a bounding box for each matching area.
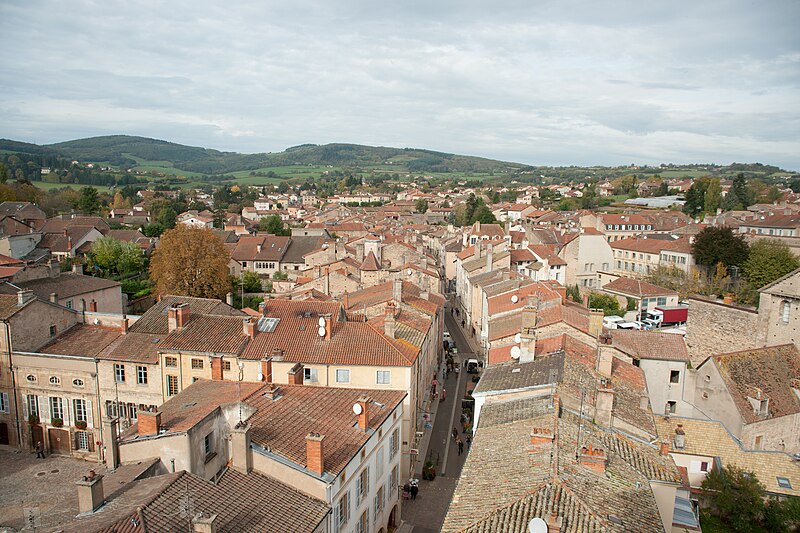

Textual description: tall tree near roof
[149,225,230,299]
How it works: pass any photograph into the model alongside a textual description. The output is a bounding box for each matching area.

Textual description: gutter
[3,320,21,446]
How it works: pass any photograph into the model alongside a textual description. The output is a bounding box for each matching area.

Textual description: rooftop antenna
[237,362,245,423]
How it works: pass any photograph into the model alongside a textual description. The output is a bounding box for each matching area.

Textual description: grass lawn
[123,153,205,178]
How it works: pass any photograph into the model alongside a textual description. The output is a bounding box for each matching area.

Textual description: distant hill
[30,135,527,175]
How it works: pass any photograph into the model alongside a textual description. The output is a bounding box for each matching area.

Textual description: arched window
[49,376,61,385]
[782,300,791,323]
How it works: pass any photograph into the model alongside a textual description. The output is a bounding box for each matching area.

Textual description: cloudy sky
[1,0,799,169]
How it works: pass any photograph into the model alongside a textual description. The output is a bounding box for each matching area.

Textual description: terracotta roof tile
[39,324,121,357]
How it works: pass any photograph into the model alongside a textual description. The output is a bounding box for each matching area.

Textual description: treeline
[0,153,146,187]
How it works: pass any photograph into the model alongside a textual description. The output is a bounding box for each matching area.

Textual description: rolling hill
[34,135,528,176]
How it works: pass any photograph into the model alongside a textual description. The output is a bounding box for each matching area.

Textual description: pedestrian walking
[457,437,464,456]
[466,435,472,449]
[431,378,438,396]
[452,427,458,441]
[35,441,45,459]
[440,388,446,401]
[410,483,419,500]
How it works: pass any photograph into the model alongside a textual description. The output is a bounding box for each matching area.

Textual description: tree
[259,214,290,236]
[728,173,755,210]
[701,465,765,532]
[415,198,429,214]
[655,181,669,197]
[89,236,144,277]
[743,239,800,290]
[692,226,749,270]
[588,292,624,317]
[237,271,262,293]
[149,226,230,299]
[703,178,722,214]
[76,187,101,215]
[682,178,710,217]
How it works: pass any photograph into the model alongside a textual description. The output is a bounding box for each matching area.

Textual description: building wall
[684,298,761,366]
[560,234,613,288]
[119,433,190,472]
[3,300,78,352]
[691,360,744,438]
[740,412,800,453]
[758,291,800,350]
[97,359,162,429]
[63,285,124,314]
[639,359,692,417]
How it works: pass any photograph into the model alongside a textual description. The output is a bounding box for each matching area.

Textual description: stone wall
[684,297,760,367]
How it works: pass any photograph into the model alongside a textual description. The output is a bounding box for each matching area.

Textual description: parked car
[465,359,482,374]
[603,315,627,329]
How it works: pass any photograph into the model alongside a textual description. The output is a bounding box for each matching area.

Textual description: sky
[1,0,799,170]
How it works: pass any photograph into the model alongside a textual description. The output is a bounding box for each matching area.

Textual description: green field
[124,153,205,178]
[30,180,112,192]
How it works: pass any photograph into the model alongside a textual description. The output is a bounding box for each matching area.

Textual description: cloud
[0,0,799,169]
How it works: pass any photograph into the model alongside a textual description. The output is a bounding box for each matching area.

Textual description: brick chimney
[243,317,256,339]
[554,285,567,305]
[259,301,266,316]
[578,444,607,474]
[306,433,325,475]
[356,396,370,431]
[121,316,129,334]
[261,358,272,382]
[659,437,670,456]
[263,383,281,400]
[547,512,563,533]
[343,291,349,309]
[75,471,104,514]
[384,302,396,339]
[322,314,332,340]
[529,427,554,452]
[168,303,190,332]
[288,362,304,385]
[138,409,162,436]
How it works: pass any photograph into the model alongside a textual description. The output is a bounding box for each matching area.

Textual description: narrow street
[401,307,476,533]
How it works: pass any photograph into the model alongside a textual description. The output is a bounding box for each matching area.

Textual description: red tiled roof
[39,324,121,357]
[610,329,689,362]
[230,235,291,262]
[603,277,675,298]
[360,251,380,271]
[160,314,250,355]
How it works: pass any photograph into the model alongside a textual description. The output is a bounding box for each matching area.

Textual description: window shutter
[72,430,79,450]
[88,433,96,452]
[311,369,318,383]
[85,399,93,428]
[40,398,50,423]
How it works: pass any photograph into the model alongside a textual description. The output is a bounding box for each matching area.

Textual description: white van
[603,315,626,329]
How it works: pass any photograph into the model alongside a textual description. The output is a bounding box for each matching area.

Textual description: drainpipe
[94,358,104,464]
[3,320,21,447]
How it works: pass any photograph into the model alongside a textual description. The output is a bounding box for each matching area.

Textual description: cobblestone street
[0,446,106,531]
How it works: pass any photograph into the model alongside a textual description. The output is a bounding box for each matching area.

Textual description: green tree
[655,181,669,197]
[728,173,755,210]
[588,292,624,316]
[237,271,263,293]
[89,236,144,276]
[259,214,290,236]
[743,239,800,290]
[76,187,101,215]
[704,178,722,214]
[682,178,710,217]
[692,226,749,270]
[415,198,429,214]
[472,205,497,224]
[701,465,765,532]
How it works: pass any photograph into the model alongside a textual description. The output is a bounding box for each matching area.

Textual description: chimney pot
[193,514,219,533]
[289,362,304,385]
[243,317,256,339]
[659,437,670,456]
[230,424,252,474]
[578,444,607,474]
[357,396,370,431]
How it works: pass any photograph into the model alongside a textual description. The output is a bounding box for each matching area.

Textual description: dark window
[670,370,680,384]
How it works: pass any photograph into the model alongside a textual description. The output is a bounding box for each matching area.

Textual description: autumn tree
[149,226,230,299]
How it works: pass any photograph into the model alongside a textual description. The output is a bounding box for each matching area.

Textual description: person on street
[466,435,472,449]
[35,441,45,459]
[410,483,419,500]
[457,437,464,456]
[452,427,458,441]
[431,378,438,396]
[440,388,446,401]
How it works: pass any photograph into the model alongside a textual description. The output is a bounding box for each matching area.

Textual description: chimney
[288,362,304,385]
[263,383,281,400]
[384,302,396,339]
[582,293,589,308]
[673,424,686,449]
[595,384,614,428]
[555,285,566,305]
[578,444,607,474]
[49,292,58,304]
[597,346,613,377]
[16,289,34,306]
[485,243,494,272]
[323,267,330,295]
[529,427,554,451]
[121,316,129,334]
[261,358,272,382]
[547,512,563,533]
[356,242,365,262]
[356,396,370,431]
[168,303,189,331]
[256,243,262,253]
[193,514,218,533]
[323,314,332,340]
[230,423,252,474]
[243,317,256,339]
[343,291,349,309]
[72,263,84,275]
[138,409,162,436]
[226,292,233,306]
[271,348,284,361]
[259,301,266,316]
[473,242,481,259]
[211,356,224,380]
[102,417,119,469]
[659,437,670,456]
[75,471,104,514]
[306,433,325,475]
[393,277,402,303]
[588,309,604,338]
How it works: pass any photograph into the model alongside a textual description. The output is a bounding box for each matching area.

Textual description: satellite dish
[318,326,326,337]
[257,372,264,381]
[511,346,521,359]
[352,402,363,415]
[528,517,548,533]
[318,317,326,327]
[407,269,413,275]
[514,333,522,343]
[511,295,519,303]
